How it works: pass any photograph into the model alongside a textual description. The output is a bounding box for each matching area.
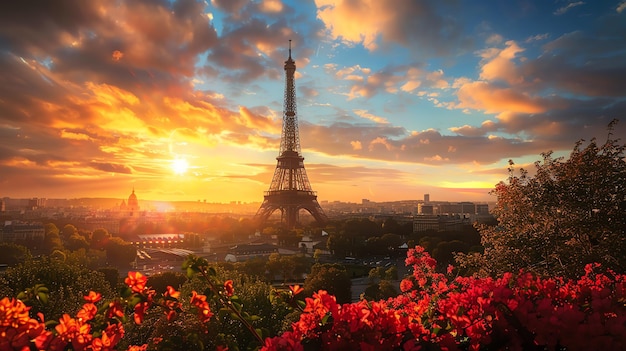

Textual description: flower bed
[2,247,625,350]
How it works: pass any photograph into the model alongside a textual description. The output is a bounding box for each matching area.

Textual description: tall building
[254,42,328,228]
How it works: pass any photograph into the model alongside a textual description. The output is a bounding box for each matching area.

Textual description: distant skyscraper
[424,194,430,203]
[254,41,328,229]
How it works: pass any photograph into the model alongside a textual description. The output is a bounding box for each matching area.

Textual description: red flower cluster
[33,292,126,351]
[190,291,214,323]
[224,280,235,297]
[124,271,148,293]
[263,246,626,351]
[5,249,626,350]
[0,297,45,351]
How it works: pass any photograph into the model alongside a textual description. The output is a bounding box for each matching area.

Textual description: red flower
[165,285,180,299]
[106,300,124,320]
[400,278,414,292]
[133,302,149,324]
[262,331,303,351]
[289,284,304,296]
[77,303,98,322]
[125,272,147,293]
[224,280,234,297]
[84,291,102,303]
[190,291,213,323]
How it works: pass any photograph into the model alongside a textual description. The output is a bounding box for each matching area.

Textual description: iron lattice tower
[254,41,328,228]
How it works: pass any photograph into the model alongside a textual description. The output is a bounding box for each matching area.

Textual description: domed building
[120,188,140,216]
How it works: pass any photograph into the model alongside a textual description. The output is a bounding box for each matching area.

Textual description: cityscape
[1,1,625,350]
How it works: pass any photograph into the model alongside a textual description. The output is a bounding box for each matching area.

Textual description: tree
[91,228,111,249]
[105,237,137,267]
[304,263,351,304]
[0,242,31,266]
[464,121,626,278]
[147,271,187,294]
[43,229,63,254]
[0,256,113,321]
[363,279,398,301]
[66,233,90,251]
[61,224,78,242]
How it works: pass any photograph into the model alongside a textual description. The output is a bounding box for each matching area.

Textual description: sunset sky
[1,0,625,204]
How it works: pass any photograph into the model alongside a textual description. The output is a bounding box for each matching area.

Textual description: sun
[171,158,189,175]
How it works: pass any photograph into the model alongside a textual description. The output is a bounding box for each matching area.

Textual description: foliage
[362,279,398,301]
[65,248,108,269]
[0,242,31,266]
[464,121,626,278]
[106,237,137,267]
[4,247,626,350]
[303,263,351,304]
[147,271,188,294]
[118,257,302,351]
[0,256,113,321]
[92,228,112,250]
[265,246,626,350]
[266,254,312,283]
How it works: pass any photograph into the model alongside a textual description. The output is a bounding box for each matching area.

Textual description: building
[418,203,434,215]
[476,203,490,215]
[413,215,468,232]
[120,189,141,217]
[437,202,476,215]
[0,221,45,242]
[224,242,278,262]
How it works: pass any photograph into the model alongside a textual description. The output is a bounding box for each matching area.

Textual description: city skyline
[1,1,625,203]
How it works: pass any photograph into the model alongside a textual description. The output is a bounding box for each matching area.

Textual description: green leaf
[249,315,261,322]
[37,292,48,305]
[119,286,132,298]
[186,266,196,279]
[45,320,58,328]
[207,266,217,277]
[129,295,142,307]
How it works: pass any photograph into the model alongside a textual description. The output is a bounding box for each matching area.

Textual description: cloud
[353,110,388,124]
[326,63,449,100]
[479,40,525,84]
[554,1,584,15]
[90,162,133,174]
[300,123,554,165]
[314,0,472,56]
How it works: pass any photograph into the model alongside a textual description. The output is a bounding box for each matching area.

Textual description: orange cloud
[455,81,546,114]
[479,40,525,84]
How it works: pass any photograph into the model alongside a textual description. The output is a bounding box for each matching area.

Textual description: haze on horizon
[1,1,625,204]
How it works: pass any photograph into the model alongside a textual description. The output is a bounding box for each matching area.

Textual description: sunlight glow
[172,158,189,175]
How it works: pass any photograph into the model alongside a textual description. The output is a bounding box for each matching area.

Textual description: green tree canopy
[0,242,31,266]
[105,236,136,267]
[0,256,113,320]
[91,228,111,249]
[465,121,626,278]
[304,263,352,304]
[61,224,78,241]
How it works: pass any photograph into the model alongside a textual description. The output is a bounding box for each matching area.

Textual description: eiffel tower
[254,41,328,229]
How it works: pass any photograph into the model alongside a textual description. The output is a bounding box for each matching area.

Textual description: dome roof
[127,189,139,210]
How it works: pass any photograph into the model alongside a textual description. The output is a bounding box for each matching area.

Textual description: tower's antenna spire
[288,39,292,59]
